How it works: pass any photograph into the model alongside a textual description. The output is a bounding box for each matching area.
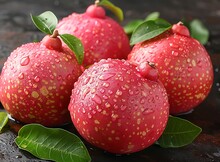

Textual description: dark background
[0,0,220,162]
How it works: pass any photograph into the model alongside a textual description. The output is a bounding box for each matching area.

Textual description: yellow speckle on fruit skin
[31,91,39,98]
[40,86,49,96]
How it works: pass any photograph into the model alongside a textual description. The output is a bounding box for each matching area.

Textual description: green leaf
[0,112,8,133]
[98,0,124,22]
[145,12,160,21]
[15,124,91,162]
[124,19,143,35]
[60,34,84,65]
[124,12,160,35]
[130,18,171,45]
[31,11,58,35]
[156,116,202,148]
[189,19,209,45]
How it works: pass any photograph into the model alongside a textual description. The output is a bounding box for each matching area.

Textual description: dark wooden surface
[0,0,220,162]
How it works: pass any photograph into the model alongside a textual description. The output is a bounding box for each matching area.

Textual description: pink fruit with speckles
[56,4,131,66]
[68,59,169,154]
[0,35,82,126]
[128,23,213,115]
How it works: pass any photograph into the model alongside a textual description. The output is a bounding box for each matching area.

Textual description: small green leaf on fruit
[145,12,160,21]
[31,11,58,35]
[0,112,8,133]
[130,18,171,45]
[189,19,209,45]
[15,124,91,162]
[156,116,202,148]
[124,12,160,35]
[98,0,124,22]
[60,34,84,65]
[124,20,143,35]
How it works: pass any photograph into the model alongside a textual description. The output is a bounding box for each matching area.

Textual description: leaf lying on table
[156,116,202,148]
[15,124,91,162]
[0,112,9,133]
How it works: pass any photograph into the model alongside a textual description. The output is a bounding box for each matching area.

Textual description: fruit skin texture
[128,25,213,115]
[0,37,82,126]
[56,5,131,66]
[68,59,169,154]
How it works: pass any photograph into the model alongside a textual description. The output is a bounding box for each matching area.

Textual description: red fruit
[0,36,82,126]
[56,5,131,66]
[68,59,169,154]
[128,24,213,115]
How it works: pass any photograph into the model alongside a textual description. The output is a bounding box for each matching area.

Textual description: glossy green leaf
[31,11,58,35]
[124,19,143,35]
[156,116,202,148]
[60,34,84,65]
[189,19,209,45]
[124,12,160,35]
[15,124,91,162]
[145,12,160,21]
[0,112,8,133]
[130,18,171,45]
[98,0,123,22]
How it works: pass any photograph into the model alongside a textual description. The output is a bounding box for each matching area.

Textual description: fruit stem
[50,30,59,38]
[95,0,100,6]
[147,61,156,69]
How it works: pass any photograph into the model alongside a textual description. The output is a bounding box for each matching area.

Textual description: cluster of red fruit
[0,3,213,154]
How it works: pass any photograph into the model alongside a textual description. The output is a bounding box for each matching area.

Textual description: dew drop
[143,108,154,115]
[98,73,115,81]
[33,76,40,82]
[172,51,179,56]
[187,66,193,72]
[120,105,127,111]
[55,58,60,63]
[18,73,24,80]
[88,113,92,119]
[66,74,72,80]
[20,56,30,66]
[99,88,105,94]
[83,76,90,85]
[92,94,102,105]
[140,98,145,104]
[103,82,110,88]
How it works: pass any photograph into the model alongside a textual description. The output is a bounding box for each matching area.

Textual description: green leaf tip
[31,11,58,35]
[15,124,91,162]
[97,0,124,22]
[130,18,171,45]
[156,116,202,148]
[60,34,84,65]
[0,112,9,133]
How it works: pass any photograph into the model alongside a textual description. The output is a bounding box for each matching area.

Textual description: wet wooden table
[0,0,220,161]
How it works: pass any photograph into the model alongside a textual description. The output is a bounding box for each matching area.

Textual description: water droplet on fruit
[120,105,127,111]
[88,113,92,119]
[140,98,145,104]
[143,108,154,115]
[92,94,102,105]
[20,56,30,66]
[197,60,202,67]
[187,66,193,72]
[55,58,60,63]
[102,82,110,88]
[169,43,179,48]
[33,76,40,82]
[98,73,115,81]
[66,74,72,80]
[99,88,105,94]
[18,73,24,80]
[172,51,179,56]
[129,90,134,95]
